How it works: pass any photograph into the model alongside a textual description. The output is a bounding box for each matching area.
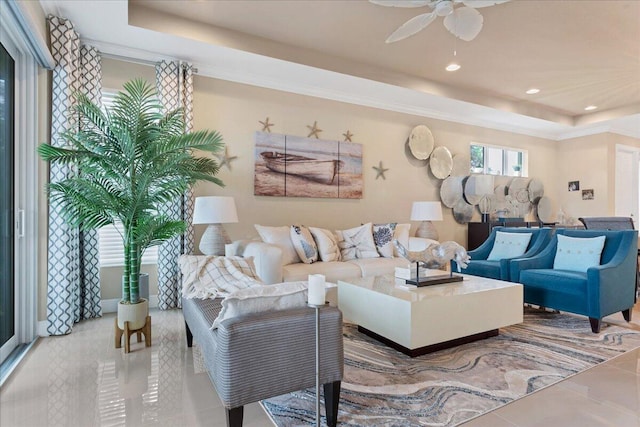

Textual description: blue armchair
[452,227,553,281]
[510,229,638,333]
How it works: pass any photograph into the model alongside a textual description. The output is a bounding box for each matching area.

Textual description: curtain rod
[101,52,198,73]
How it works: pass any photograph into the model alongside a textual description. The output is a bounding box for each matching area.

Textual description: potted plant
[39,79,224,345]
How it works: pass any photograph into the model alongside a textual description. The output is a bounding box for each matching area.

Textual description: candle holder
[307,301,328,427]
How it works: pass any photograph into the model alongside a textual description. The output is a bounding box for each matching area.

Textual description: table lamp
[411,201,443,240]
[193,196,238,256]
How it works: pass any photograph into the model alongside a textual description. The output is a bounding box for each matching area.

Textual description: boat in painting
[260,151,343,185]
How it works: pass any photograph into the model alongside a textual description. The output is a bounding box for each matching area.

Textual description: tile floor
[1,305,639,427]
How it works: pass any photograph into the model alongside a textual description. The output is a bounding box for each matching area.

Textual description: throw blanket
[178,255,263,300]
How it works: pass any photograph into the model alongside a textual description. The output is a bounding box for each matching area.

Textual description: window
[98,221,158,267]
[97,90,158,267]
[470,143,527,177]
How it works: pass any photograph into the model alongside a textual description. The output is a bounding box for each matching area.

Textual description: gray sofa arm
[214,306,343,409]
[227,239,284,284]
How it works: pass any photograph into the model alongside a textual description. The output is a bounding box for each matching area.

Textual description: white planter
[117,298,149,330]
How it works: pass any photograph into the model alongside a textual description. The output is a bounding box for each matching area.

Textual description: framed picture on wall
[582,189,594,200]
[568,181,580,191]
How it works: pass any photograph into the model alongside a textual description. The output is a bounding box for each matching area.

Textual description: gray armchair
[182,297,344,427]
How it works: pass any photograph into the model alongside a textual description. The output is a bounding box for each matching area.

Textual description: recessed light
[446,63,461,72]
[525,88,540,95]
[584,105,598,111]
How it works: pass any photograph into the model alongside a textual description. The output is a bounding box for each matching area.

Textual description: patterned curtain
[46,16,102,335]
[155,60,195,310]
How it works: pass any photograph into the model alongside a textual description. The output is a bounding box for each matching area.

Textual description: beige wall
[42,57,639,317]
[556,133,640,223]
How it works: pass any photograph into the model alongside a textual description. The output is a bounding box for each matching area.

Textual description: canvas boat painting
[254,131,363,199]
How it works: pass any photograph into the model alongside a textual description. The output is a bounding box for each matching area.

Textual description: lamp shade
[410,201,443,221]
[193,196,238,224]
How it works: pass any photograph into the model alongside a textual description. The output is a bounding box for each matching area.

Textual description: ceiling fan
[370,0,510,43]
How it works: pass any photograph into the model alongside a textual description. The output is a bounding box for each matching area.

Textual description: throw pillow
[553,234,606,273]
[392,223,411,257]
[487,231,533,261]
[179,255,263,299]
[336,223,380,261]
[309,227,341,262]
[255,224,301,265]
[290,225,319,264]
[373,223,397,258]
[211,281,308,329]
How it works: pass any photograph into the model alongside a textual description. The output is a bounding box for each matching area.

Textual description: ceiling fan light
[446,63,461,71]
[525,88,540,95]
[435,1,454,16]
[584,105,598,111]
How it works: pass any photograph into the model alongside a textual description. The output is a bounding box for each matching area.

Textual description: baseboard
[37,295,159,337]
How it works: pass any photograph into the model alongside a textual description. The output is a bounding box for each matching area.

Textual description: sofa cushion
[336,223,379,261]
[553,234,606,273]
[309,227,341,262]
[283,261,362,283]
[487,231,532,261]
[212,282,308,329]
[179,255,263,299]
[520,269,588,296]
[461,260,502,280]
[347,257,411,277]
[255,224,301,265]
[290,225,318,264]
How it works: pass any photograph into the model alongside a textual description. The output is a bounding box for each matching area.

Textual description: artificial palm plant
[39,78,224,305]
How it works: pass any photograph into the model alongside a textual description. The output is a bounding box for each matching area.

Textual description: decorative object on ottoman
[394,240,469,286]
[411,201,443,240]
[193,196,239,256]
[38,79,225,352]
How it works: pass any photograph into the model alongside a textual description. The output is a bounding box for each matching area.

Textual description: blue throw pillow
[487,231,532,261]
[553,234,606,273]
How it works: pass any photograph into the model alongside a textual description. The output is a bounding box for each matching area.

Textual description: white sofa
[226,236,436,285]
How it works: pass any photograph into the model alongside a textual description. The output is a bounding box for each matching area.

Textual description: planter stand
[115,316,152,353]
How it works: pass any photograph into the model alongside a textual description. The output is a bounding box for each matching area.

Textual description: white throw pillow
[487,231,532,261]
[393,223,411,257]
[255,224,301,265]
[290,225,319,264]
[336,223,380,261]
[553,234,606,273]
[212,281,308,329]
[373,223,397,258]
[309,227,341,262]
[179,255,263,300]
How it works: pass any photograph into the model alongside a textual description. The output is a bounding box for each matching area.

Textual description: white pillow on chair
[487,231,532,261]
[255,224,301,265]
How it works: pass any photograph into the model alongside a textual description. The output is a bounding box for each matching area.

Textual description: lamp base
[199,224,230,256]
[415,221,439,240]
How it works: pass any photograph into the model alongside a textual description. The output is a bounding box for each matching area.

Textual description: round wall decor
[440,176,464,208]
[408,125,435,160]
[429,146,453,179]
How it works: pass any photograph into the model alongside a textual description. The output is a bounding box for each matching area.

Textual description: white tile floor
[1,305,639,427]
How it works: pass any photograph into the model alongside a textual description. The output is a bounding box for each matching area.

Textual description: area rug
[261,308,640,426]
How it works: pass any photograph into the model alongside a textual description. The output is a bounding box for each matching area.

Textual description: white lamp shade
[410,201,443,221]
[193,196,238,224]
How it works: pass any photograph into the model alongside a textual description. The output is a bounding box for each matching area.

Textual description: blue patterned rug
[261,308,640,426]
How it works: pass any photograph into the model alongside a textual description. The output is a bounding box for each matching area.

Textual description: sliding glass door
[0,42,15,362]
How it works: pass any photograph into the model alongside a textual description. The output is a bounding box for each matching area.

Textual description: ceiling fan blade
[386,12,438,43]
[458,0,510,8]
[369,0,433,8]
[443,6,483,41]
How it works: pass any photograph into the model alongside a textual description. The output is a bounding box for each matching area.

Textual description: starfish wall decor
[259,117,274,132]
[306,121,322,139]
[373,161,389,180]
[342,130,354,142]
[216,146,238,171]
